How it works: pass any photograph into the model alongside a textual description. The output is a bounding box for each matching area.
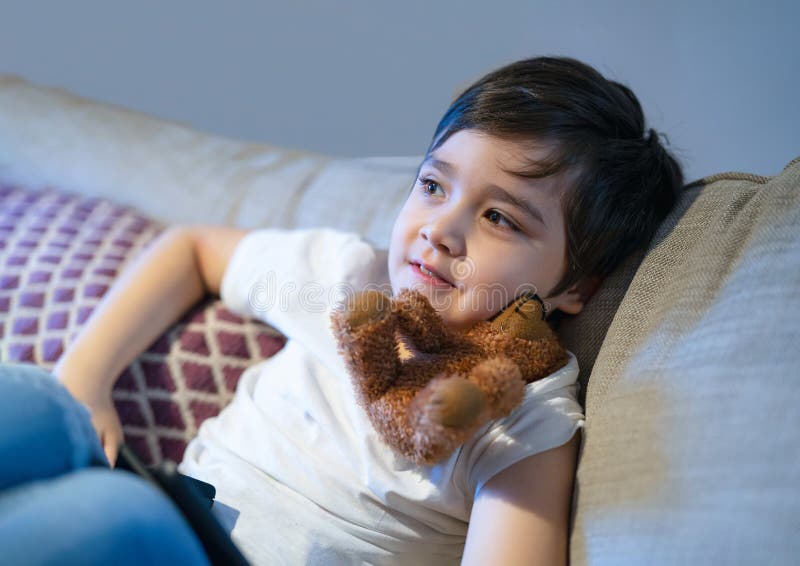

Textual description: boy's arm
[189,224,249,295]
[461,430,581,566]
[53,224,247,462]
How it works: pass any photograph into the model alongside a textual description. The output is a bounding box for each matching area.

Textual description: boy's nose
[419,216,465,257]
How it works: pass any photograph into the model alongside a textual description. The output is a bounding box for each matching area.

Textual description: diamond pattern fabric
[0,184,287,464]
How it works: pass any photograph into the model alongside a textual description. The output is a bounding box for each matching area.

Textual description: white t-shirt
[179,227,585,566]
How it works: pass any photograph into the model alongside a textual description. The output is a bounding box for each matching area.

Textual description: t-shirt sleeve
[219,227,387,365]
[456,350,585,497]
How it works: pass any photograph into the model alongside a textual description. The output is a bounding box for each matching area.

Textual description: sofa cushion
[569,157,800,564]
[0,184,286,465]
[0,74,417,247]
[556,245,647,407]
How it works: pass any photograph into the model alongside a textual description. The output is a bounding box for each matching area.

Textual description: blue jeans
[0,362,211,566]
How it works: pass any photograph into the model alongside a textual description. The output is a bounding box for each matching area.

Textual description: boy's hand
[60,377,124,467]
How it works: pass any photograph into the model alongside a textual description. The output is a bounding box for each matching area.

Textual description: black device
[114,444,250,566]
[114,444,216,506]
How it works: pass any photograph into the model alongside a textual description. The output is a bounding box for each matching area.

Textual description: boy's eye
[485,209,520,232]
[417,177,443,196]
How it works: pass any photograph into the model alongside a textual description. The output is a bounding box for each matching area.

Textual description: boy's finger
[101,431,118,468]
[105,443,118,468]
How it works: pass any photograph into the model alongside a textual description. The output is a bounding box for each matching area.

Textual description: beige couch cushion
[569,158,800,564]
[0,74,417,248]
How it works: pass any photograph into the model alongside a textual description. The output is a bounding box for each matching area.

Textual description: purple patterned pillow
[0,184,287,465]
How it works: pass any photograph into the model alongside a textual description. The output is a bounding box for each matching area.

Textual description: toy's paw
[335,289,393,329]
[394,287,433,309]
[468,357,525,418]
[392,288,433,323]
[415,375,486,428]
[392,288,460,351]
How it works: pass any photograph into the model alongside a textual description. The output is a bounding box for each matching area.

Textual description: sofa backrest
[0,75,417,249]
[568,158,800,564]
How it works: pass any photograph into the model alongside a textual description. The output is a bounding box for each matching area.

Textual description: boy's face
[388,129,587,332]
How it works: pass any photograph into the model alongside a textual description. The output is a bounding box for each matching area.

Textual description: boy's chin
[436,307,484,333]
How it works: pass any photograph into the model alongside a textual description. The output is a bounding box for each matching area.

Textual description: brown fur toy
[330,287,570,465]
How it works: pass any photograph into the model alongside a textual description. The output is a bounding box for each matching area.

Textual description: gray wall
[1,0,798,183]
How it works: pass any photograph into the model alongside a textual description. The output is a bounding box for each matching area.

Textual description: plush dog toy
[330,287,570,465]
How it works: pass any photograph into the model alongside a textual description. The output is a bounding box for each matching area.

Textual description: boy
[53,56,683,564]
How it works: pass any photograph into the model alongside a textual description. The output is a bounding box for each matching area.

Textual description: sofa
[0,74,797,564]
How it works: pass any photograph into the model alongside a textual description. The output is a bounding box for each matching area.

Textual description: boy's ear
[549,275,602,316]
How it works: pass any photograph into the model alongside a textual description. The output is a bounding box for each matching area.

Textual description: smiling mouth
[410,262,454,288]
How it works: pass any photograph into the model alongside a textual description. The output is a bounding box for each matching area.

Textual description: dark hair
[424,56,684,304]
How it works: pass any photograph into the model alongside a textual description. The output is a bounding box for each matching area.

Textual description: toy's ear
[548,276,602,316]
[490,292,553,340]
